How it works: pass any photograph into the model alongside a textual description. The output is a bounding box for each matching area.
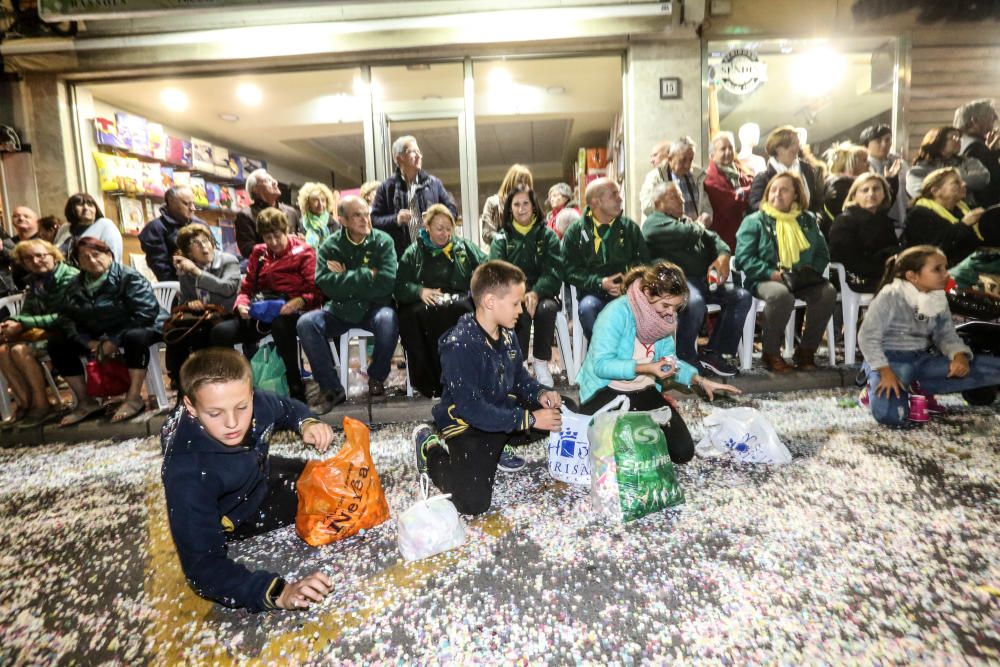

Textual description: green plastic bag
[588,410,685,522]
[251,342,289,396]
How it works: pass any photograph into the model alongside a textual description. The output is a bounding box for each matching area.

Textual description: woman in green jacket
[0,239,79,427]
[396,203,485,398]
[490,186,563,386]
[735,172,837,373]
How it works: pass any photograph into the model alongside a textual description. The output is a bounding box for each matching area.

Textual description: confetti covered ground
[1,388,999,665]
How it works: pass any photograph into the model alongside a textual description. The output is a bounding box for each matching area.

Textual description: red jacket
[235,235,322,310]
[702,161,753,251]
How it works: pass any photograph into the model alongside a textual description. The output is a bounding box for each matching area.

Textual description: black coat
[828,206,901,293]
[234,201,302,259]
[904,205,982,267]
[748,160,823,215]
[962,138,1000,207]
[821,175,854,238]
[370,168,458,258]
[138,208,208,281]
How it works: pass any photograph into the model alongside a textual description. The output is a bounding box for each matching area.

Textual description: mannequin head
[738,122,761,149]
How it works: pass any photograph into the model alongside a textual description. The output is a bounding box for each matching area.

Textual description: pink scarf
[626,279,677,345]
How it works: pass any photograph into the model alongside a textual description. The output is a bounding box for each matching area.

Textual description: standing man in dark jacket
[370,135,458,258]
[139,186,207,281]
[234,169,302,258]
[642,181,751,377]
[561,177,650,341]
[297,195,399,412]
[955,99,1000,207]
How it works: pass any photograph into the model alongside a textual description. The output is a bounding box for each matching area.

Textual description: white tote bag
[397,476,467,562]
[695,406,792,465]
[548,395,629,486]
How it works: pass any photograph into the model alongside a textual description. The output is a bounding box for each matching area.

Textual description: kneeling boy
[161,348,335,612]
[413,260,563,515]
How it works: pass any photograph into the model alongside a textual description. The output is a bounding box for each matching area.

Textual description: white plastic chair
[148,281,180,411]
[333,328,413,397]
[0,292,65,421]
[554,306,574,385]
[569,285,588,385]
[829,262,874,366]
[735,263,837,370]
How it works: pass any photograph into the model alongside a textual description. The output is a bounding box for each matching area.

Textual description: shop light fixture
[792,48,845,97]
[218,113,240,122]
[159,88,189,112]
[546,85,566,96]
[236,83,263,106]
[488,67,513,91]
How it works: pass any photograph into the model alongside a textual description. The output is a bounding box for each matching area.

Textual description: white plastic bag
[695,407,791,465]
[397,476,467,562]
[548,395,629,486]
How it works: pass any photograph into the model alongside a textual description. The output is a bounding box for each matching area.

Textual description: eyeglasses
[404,148,422,157]
[189,237,212,248]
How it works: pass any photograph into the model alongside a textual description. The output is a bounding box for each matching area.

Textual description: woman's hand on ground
[875,366,904,398]
[948,353,970,378]
[420,288,443,306]
[302,421,335,452]
[696,376,742,401]
[277,572,333,610]
[532,408,562,431]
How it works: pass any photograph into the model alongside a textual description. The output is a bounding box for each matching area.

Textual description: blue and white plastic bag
[695,407,791,465]
[548,395,629,486]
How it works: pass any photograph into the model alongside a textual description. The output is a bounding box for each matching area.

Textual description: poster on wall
[212,146,231,178]
[94,117,127,149]
[205,182,222,210]
[118,113,150,157]
[143,198,156,222]
[118,197,145,235]
[192,138,214,172]
[148,123,167,161]
[218,217,238,257]
[142,162,165,197]
[190,177,209,207]
[166,136,193,167]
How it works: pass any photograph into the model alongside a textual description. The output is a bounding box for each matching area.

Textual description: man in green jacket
[296,195,399,412]
[642,181,751,377]
[561,178,649,340]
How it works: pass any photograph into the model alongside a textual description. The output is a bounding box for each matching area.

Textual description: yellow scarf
[512,215,537,236]
[761,202,810,269]
[589,212,612,254]
[914,198,982,240]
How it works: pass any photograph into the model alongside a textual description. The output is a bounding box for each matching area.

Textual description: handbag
[85,357,130,397]
[249,293,286,324]
[780,265,828,293]
[946,288,1000,321]
[163,303,227,344]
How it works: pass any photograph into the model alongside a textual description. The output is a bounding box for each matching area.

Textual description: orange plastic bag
[295,417,390,546]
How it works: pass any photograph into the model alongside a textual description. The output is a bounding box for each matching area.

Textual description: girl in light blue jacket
[577,261,741,463]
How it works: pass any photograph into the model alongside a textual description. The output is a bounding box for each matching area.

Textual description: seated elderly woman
[298,181,340,249]
[163,224,241,396]
[479,164,533,247]
[748,125,824,215]
[698,131,754,251]
[216,207,321,402]
[545,182,579,240]
[490,186,564,386]
[905,127,990,202]
[735,172,837,374]
[54,237,166,425]
[0,239,79,427]
[62,192,123,263]
[905,167,986,267]
[396,203,485,398]
[829,173,902,294]
[575,261,741,464]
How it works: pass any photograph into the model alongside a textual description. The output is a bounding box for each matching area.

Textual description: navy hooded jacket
[160,389,313,612]
[432,312,545,439]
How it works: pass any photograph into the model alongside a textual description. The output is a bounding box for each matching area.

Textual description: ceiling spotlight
[236,83,263,106]
[546,85,566,95]
[218,113,240,122]
[160,88,189,112]
[489,67,513,90]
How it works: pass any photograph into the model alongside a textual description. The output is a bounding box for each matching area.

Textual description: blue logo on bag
[724,431,758,454]
[559,429,579,458]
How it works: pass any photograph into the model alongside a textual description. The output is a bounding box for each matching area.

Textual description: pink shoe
[907,394,930,423]
[912,382,946,415]
[859,386,870,408]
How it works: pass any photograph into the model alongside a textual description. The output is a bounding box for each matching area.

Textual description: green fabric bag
[588,410,685,522]
[251,342,289,396]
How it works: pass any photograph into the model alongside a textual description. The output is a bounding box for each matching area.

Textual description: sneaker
[308,386,346,415]
[497,446,526,473]
[912,382,946,415]
[858,386,870,408]
[533,359,554,386]
[699,351,738,377]
[412,424,445,477]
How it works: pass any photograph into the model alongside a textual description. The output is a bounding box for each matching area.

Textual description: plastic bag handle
[590,394,630,417]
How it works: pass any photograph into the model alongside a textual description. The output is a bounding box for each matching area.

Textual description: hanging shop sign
[718,48,767,96]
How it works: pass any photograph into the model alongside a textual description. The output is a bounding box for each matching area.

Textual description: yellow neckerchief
[761,202,810,269]
[915,197,982,240]
[588,210,613,254]
[512,215,537,237]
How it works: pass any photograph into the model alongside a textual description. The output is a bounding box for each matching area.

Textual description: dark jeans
[49,327,163,377]
[578,292,614,341]
[296,305,399,392]
[676,277,753,364]
[164,319,235,392]
[580,385,694,464]
[428,426,548,516]
[515,297,559,361]
[863,350,1000,426]
[213,314,305,396]
[398,297,473,398]
[230,457,306,541]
